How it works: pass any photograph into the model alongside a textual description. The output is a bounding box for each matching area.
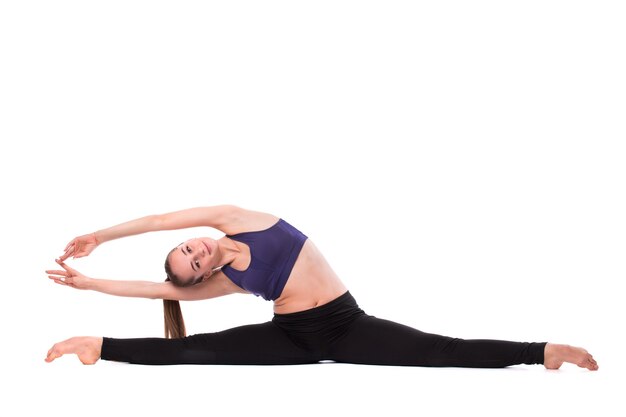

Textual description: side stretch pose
[45,205,598,370]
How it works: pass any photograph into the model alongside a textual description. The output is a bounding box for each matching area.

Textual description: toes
[45,348,61,363]
[588,357,599,370]
[45,341,71,363]
[579,355,598,370]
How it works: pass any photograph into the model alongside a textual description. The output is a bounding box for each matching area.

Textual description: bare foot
[544,343,599,371]
[45,336,103,365]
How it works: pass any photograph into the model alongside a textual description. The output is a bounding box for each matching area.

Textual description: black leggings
[101,291,546,367]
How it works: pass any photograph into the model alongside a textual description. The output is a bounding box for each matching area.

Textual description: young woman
[45,205,598,370]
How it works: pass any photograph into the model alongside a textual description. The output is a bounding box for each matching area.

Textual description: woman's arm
[86,275,246,301]
[59,205,244,260]
[47,261,247,301]
[93,205,240,244]
[60,205,278,260]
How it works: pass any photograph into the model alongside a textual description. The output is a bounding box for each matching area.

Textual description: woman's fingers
[46,270,69,278]
[54,260,80,277]
[48,259,84,290]
[48,273,77,287]
[46,262,79,288]
[47,269,70,279]
[48,276,69,286]
[55,258,73,270]
[59,247,74,261]
[61,245,74,259]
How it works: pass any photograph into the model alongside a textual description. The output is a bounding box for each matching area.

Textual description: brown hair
[163,249,187,339]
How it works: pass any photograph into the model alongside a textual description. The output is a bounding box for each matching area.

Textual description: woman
[45,205,598,370]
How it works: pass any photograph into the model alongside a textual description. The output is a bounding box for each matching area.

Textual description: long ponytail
[163,282,186,339]
[164,253,186,339]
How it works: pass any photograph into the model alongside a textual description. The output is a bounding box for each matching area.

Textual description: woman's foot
[45,336,103,365]
[544,343,599,371]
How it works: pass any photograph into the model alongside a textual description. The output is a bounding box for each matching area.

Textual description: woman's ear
[201,269,214,282]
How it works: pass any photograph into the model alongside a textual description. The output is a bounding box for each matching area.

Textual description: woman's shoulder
[222,205,280,235]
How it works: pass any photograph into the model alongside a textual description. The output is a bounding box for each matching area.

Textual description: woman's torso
[221,212,347,314]
[273,238,348,314]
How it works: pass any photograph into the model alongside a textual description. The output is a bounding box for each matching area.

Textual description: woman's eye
[195,261,200,268]
[187,246,192,253]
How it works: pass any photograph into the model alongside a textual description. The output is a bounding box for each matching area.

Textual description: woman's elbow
[150,283,177,300]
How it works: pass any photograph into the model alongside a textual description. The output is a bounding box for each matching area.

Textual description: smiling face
[166,237,219,286]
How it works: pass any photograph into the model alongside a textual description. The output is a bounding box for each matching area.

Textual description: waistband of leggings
[273,290,355,319]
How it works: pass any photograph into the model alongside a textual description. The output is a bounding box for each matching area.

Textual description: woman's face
[167,237,219,286]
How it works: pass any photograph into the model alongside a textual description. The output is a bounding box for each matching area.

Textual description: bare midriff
[272,239,348,314]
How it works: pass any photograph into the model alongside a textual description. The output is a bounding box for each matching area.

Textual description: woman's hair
[163,248,187,339]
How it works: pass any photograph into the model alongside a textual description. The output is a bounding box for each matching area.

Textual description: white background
[1,1,624,416]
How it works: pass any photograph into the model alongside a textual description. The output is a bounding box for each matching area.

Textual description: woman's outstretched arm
[59,205,244,260]
[95,205,240,242]
[46,260,248,300]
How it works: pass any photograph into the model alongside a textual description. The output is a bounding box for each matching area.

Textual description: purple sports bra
[221,219,308,301]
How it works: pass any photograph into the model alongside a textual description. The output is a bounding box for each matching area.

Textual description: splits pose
[45,205,598,370]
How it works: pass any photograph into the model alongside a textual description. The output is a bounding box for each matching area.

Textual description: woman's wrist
[93,231,102,244]
[83,276,97,291]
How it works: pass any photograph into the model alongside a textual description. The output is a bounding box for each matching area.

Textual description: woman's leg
[103,321,318,365]
[48,321,317,365]
[328,315,547,368]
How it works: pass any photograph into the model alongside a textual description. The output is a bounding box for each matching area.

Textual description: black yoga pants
[101,291,546,367]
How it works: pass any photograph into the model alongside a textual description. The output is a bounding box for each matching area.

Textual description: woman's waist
[273,287,348,314]
[272,289,364,325]
[273,271,349,313]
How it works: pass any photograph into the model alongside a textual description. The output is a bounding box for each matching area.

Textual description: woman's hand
[59,233,99,261]
[46,260,91,290]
